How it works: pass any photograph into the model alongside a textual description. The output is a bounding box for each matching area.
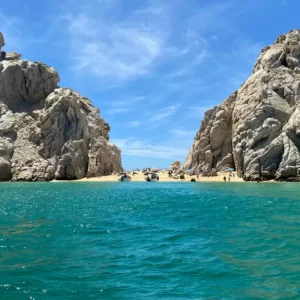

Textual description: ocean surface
[1,182,300,299]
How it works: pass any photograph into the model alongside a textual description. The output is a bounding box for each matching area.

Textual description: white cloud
[106,107,132,115]
[166,29,209,59]
[121,104,180,129]
[166,68,192,78]
[113,137,188,159]
[63,2,167,80]
[135,6,164,16]
[110,96,145,108]
[195,49,208,63]
[127,121,141,128]
[72,30,163,79]
[105,96,145,116]
[59,0,214,83]
[148,105,180,123]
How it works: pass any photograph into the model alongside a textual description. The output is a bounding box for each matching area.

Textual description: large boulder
[55,140,89,180]
[0,60,59,111]
[87,138,122,177]
[5,52,21,61]
[183,30,300,181]
[169,160,181,171]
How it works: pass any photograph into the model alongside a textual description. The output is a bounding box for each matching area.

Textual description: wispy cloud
[105,96,145,116]
[122,104,181,129]
[62,1,168,80]
[127,121,141,128]
[113,137,188,159]
[135,5,164,17]
[110,96,145,108]
[59,0,215,84]
[106,107,133,116]
[166,68,192,78]
[148,105,180,123]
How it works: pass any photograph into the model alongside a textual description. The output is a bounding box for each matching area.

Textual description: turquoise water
[1,183,300,299]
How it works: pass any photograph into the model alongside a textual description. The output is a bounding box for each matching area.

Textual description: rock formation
[0,33,5,49]
[0,32,122,181]
[169,160,181,171]
[183,30,300,181]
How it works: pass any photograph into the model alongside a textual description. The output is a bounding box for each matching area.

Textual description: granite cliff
[183,30,300,181]
[0,32,122,181]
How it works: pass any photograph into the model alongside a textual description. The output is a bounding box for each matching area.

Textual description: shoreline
[75,173,244,183]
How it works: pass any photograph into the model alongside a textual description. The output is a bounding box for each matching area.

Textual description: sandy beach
[77,172,243,183]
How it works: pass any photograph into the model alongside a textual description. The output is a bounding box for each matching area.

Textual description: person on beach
[196,173,199,180]
[223,176,226,182]
[228,175,231,182]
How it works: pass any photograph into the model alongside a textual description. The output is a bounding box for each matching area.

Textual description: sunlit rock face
[0,32,122,181]
[183,30,300,181]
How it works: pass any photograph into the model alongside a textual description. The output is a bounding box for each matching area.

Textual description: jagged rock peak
[0,32,122,181]
[183,30,300,181]
[254,29,300,73]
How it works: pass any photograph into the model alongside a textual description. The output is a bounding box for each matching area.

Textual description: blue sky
[0,0,298,169]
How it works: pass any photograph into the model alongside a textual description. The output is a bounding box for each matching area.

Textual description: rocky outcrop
[183,30,300,181]
[184,93,236,174]
[0,32,122,181]
[0,60,59,111]
[169,160,180,171]
[0,33,4,49]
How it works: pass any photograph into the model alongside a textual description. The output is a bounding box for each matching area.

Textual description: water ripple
[1,182,300,299]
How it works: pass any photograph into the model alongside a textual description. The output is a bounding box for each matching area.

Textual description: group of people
[223,174,232,182]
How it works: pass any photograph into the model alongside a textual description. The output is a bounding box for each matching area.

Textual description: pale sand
[76,172,243,183]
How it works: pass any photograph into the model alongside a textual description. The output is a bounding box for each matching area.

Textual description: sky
[0,0,299,169]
